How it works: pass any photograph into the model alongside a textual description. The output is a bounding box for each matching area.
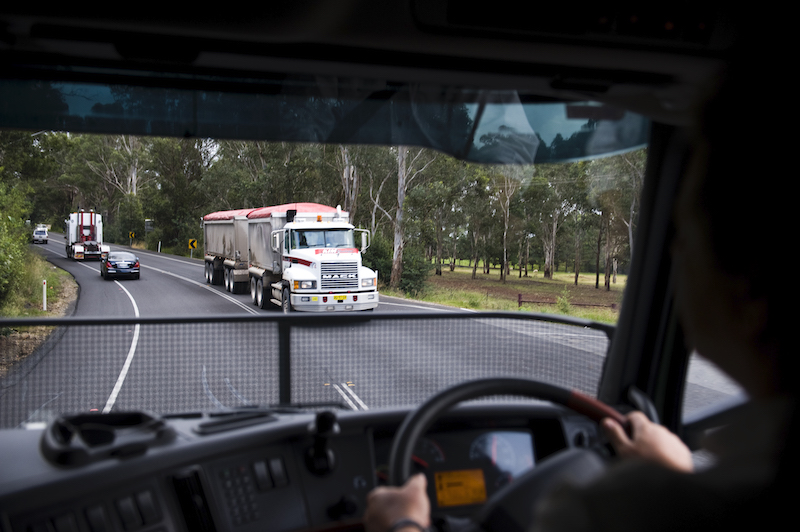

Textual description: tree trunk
[604,216,611,291]
[390,147,408,289]
[595,218,603,289]
[524,237,530,277]
[338,145,359,222]
[435,221,443,276]
[574,220,581,286]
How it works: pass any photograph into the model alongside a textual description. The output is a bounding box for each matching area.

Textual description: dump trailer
[203,203,379,312]
[202,208,256,293]
[65,210,110,260]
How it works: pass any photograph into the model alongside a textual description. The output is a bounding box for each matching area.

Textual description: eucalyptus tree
[588,148,646,265]
[461,165,493,279]
[389,147,436,289]
[491,167,524,283]
[144,137,215,250]
[524,161,588,279]
[406,155,466,276]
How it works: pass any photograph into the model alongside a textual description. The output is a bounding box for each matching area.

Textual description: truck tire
[205,263,211,284]
[210,266,222,285]
[250,278,258,304]
[223,268,231,292]
[256,279,269,309]
[282,287,293,313]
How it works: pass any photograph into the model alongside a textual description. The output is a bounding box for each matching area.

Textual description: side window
[682,351,745,420]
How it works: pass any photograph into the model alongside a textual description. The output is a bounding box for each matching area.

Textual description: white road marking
[331,383,358,410]
[202,365,226,409]
[142,263,260,315]
[225,378,253,406]
[340,382,369,410]
[102,281,141,413]
[378,300,458,312]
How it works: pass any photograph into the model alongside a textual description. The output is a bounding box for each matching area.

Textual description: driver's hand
[602,411,694,473]
[364,473,431,532]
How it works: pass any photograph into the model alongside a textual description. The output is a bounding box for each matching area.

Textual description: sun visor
[0,77,648,164]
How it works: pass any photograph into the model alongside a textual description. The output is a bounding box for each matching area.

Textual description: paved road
[0,238,736,427]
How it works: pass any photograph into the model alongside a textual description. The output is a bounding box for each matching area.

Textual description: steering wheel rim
[388,377,628,486]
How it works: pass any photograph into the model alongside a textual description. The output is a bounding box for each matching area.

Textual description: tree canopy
[0,131,645,294]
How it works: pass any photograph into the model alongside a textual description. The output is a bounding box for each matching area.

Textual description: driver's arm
[602,411,694,473]
[364,473,431,532]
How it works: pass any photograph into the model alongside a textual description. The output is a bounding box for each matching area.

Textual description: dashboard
[0,404,601,532]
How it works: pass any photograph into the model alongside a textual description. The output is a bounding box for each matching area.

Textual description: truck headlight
[361,278,375,287]
[294,280,316,289]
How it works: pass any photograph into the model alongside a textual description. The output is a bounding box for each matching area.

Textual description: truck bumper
[290,291,379,312]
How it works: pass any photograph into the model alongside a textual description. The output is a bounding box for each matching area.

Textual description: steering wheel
[388,378,630,532]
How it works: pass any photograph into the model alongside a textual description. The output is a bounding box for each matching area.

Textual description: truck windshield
[291,229,355,249]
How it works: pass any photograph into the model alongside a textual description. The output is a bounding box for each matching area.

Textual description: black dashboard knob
[327,495,358,519]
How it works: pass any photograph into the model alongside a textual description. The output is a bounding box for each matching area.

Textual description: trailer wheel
[282,287,293,313]
[250,278,258,304]
[210,265,222,285]
[257,279,271,309]
[204,263,211,284]
[223,268,230,292]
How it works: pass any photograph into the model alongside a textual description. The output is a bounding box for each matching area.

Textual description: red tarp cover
[247,203,341,220]
[203,208,258,221]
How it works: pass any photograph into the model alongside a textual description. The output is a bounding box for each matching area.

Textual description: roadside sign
[129,232,135,239]
[189,239,197,249]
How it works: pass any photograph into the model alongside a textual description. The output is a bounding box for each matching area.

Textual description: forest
[0,130,644,303]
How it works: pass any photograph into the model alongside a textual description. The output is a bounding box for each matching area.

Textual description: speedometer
[468,432,517,472]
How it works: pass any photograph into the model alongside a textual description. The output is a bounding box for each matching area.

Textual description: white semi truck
[203,203,379,312]
[65,210,110,260]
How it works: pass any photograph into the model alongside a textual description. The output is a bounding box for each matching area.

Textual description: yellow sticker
[334,295,347,301]
[434,469,487,507]
[311,297,318,301]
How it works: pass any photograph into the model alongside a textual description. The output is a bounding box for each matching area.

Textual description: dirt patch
[0,275,78,378]
[427,267,624,307]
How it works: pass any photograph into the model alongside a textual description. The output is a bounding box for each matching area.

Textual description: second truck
[65,210,110,260]
[203,203,379,312]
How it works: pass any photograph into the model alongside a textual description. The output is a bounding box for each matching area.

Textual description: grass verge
[1,249,79,378]
[382,265,625,324]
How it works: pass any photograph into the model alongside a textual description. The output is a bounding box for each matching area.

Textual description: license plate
[334,295,347,301]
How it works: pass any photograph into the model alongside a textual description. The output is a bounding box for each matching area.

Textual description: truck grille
[320,262,359,290]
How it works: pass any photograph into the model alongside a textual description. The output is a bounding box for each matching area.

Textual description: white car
[31,228,48,244]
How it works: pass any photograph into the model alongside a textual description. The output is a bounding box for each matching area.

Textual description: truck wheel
[211,266,222,286]
[223,269,231,292]
[250,278,258,304]
[282,287,293,313]
[256,279,269,309]
[204,263,211,283]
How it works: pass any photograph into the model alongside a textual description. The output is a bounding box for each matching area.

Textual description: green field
[383,263,625,324]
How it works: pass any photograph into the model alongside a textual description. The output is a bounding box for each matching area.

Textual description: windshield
[3,75,740,429]
[291,230,355,250]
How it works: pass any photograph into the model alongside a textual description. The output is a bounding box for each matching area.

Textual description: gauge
[412,437,445,471]
[468,432,517,473]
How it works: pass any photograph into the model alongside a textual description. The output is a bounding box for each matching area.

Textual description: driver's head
[673,41,793,398]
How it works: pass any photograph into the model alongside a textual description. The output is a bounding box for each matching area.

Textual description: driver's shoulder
[531,460,773,532]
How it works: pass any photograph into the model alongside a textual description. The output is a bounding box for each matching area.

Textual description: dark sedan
[100,251,140,280]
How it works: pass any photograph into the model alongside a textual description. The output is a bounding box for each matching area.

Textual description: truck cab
[272,216,378,312]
